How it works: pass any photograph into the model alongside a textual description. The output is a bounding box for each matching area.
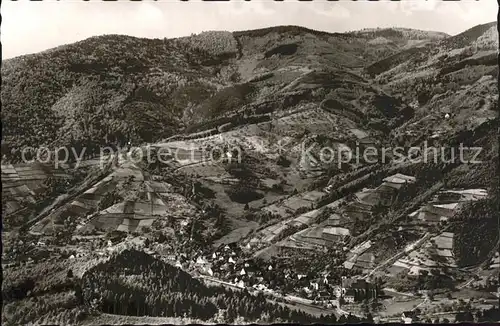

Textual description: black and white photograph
[1,0,499,324]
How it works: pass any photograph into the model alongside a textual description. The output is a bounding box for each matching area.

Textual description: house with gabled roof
[383,173,416,184]
[344,289,355,303]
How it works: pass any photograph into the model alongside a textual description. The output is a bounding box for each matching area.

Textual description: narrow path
[412,297,429,311]
[349,181,444,250]
[364,232,432,279]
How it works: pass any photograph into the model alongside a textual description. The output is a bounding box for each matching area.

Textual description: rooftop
[383,173,417,184]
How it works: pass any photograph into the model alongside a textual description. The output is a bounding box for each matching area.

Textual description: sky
[2,0,497,59]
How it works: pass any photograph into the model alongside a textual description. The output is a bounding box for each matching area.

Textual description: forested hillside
[1,22,498,325]
[1,26,453,162]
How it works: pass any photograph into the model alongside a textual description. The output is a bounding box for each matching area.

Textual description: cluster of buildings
[171,242,381,305]
[339,277,380,304]
[155,236,382,304]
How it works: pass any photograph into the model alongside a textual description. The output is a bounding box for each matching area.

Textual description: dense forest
[451,197,499,267]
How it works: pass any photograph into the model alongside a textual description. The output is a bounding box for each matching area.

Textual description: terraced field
[489,252,500,270]
[389,232,456,276]
[344,240,374,270]
[369,187,491,277]
[409,188,488,223]
[2,163,70,215]
[88,192,196,233]
[30,153,196,235]
[249,190,330,244]
[248,173,418,265]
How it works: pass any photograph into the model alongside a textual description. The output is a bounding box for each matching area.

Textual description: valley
[1,22,499,325]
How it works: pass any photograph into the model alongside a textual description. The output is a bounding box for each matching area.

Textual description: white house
[333,285,342,298]
[401,311,416,324]
[253,284,268,291]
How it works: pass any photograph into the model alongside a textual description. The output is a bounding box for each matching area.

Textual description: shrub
[277,155,291,168]
[198,83,255,119]
[226,185,264,204]
[264,44,298,58]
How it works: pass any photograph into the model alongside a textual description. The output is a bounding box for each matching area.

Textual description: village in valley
[2,16,499,325]
[4,142,497,323]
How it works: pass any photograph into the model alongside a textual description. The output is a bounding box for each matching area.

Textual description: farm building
[340,278,379,302]
[344,289,356,303]
[383,173,416,184]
